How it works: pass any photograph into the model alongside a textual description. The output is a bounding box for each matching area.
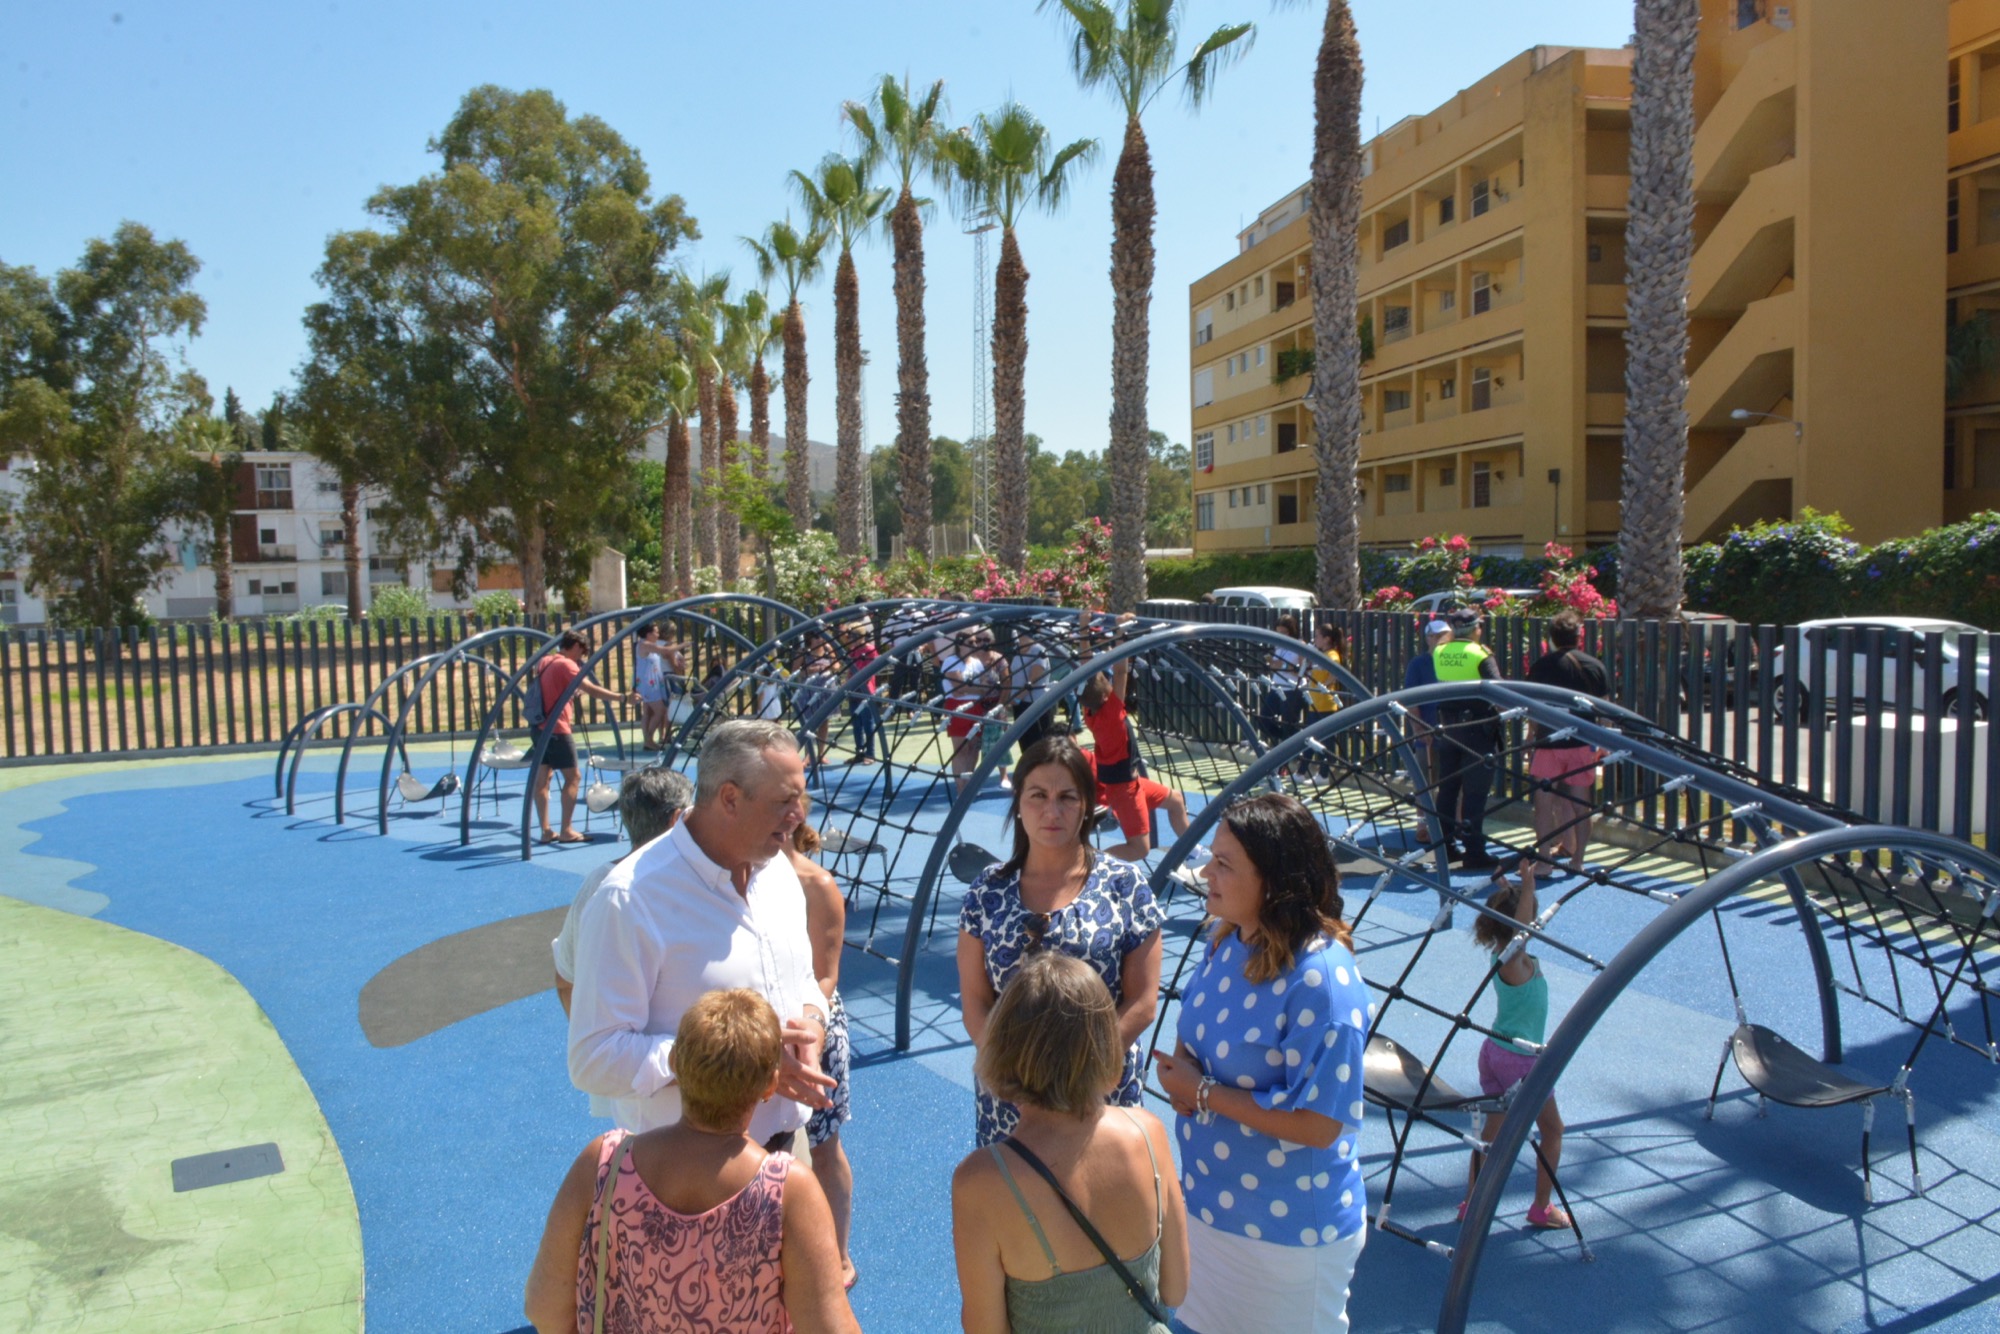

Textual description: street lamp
[1730,407,1803,441]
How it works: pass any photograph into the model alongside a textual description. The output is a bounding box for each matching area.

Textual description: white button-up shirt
[566,819,822,1140]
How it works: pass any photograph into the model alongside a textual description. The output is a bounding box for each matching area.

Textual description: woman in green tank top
[1465,877,1572,1230]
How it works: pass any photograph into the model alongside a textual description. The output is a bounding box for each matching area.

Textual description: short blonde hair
[976,953,1122,1118]
[670,989,782,1129]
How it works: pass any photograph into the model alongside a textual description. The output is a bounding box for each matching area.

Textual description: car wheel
[1944,689,1989,722]
[1771,676,1814,724]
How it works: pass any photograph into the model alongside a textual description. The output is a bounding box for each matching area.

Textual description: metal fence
[1139,600,2000,845]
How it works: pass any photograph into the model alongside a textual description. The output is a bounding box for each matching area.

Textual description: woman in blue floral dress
[959,735,1165,1146]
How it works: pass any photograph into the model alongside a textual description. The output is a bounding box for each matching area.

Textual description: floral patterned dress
[960,854,1164,1146]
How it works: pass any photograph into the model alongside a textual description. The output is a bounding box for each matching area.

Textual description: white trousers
[1176,1216,1365,1334]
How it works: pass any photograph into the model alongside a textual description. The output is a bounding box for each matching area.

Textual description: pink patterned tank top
[576,1131,793,1334]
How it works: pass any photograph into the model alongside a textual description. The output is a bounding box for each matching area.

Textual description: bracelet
[1195,1076,1218,1126]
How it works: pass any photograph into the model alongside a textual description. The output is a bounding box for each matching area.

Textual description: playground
[7,595,2000,1332]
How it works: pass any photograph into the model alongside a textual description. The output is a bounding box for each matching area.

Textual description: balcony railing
[253,545,297,562]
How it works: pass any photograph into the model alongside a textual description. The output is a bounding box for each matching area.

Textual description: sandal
[1525,1203,1573,1231]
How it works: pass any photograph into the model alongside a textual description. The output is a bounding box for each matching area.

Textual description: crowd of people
[515,606,1595,1332]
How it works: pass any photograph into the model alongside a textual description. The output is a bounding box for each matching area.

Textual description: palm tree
[660,362,696,596]
[744,217,829,531]
[846,75,950,560]
[1619,0,1700,620]
[1273,0,1366,610]
[676,273,730,573]
[792,154,891,556]
[1041,0,1255,609]
[715,301,751,585]
[941,104,1098,572]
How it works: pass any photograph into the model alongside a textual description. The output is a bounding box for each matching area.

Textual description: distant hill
[640,430,836,494]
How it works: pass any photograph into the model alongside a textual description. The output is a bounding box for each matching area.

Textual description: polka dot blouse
[1174,931,1373,1247]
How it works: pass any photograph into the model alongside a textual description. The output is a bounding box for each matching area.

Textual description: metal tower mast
[968,219,997,551]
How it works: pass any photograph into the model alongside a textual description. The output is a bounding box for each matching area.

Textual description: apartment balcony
[247,544,297,563]
[1365,302,1525,377]
[1361,191,1522,294]
[1361,400,1527,464]
[1585,175,1631,214]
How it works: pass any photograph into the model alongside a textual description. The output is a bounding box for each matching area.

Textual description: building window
[1440,377,1456,400]
[1588,244,1603,263]
[1951,60,1962,134]
[1225,291,1235,311]
[1946,424,1958,490]
[1227,424,1237,444]
[1228,489,1238,508]
[321,570,349,597]
[254,464,292,509]
[1471,178,1490,218]
[1197,493,1215,531]
[247,579,261,595]
[1439,290,1455,314]
[1275,280,1296,309]
[1383,305,1411,339]
[1277,493,1299,524]
[1195,307,1214,346]
[1949,185,1961,254]
[1736,0,1760,27]
[1472,272,1493,316]
[1384,473,1411,494]
[259,526,277,545]
[1439,465,1456,486]
[1383,388,1412,413]
[1256,484,1267,504]
[1194,431,1214,470]
[369,555,405,583]
[1194,368,1214,405]
[1471,462,1492,508]
[318,527,344,552]
[1238,352,1250,373]
[1254,346,1265,368]
[316,478,340,495]
[1256,415,1267,436]
[1276,422,1299,453]
[1253,276,1265,297]
[1438,195,1455,225]
[1471,367,1493,411]
[1382,218,1411,250]
[1979,189,2000,248]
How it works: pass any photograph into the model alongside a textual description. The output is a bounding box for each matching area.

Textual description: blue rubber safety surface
[8,752,2000,1332]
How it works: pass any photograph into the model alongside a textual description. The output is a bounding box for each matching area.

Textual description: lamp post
[1729,407,1803,441]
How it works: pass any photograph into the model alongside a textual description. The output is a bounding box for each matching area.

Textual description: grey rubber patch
[171,1142,284,1192]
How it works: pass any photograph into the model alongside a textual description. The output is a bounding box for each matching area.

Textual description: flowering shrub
[964,518,1110,608]
[1529,543,1617,619]
[769,533,874,610]
[1362,584,1413,611]
[1681,509,1859,625]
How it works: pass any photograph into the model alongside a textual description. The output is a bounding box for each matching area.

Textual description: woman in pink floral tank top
[525,989,857,1334]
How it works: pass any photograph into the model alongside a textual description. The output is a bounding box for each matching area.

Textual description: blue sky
[2,1,1633,458]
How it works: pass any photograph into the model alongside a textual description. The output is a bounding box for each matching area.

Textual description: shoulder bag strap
[591,1134,636,1334]
[1001,1138,1172,1326]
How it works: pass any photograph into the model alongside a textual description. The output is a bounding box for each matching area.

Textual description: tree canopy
[298,85,697,613]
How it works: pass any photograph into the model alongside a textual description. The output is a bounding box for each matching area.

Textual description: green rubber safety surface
[0,893,362,1332]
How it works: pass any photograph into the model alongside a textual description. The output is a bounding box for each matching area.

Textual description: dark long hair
[999,736,1099,877]
[1214,792,1351,982]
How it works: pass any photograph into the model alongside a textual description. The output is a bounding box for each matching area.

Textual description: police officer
[1430,607,1503,870]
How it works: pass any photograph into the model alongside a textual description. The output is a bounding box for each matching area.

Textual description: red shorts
[945,697,997,740]
[1101,777,1173,838]
[1529,745,1602,787]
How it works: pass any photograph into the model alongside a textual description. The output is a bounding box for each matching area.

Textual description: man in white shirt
[552,766,695,1017]
[567,719,835,1147]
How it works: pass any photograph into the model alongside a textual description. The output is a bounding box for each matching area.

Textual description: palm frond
[1182,21,1256,107]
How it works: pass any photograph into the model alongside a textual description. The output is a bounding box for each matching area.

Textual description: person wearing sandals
[1463,875,1571,1233]
[1151,793,1371,1334]
[952,952,1189,1333]
[959,736,1164,1148]
[525,987,858,1334]
[788,811,857,1290]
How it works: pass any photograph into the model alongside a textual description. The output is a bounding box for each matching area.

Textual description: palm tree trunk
[892,187,933,560]
[834,248,865,556]
[1311,0,1366,611]
[994,227,1030,572]
[341,479,362,620]
[667,413,693,596]
[1106,117,1155,611]
[658,423,676,599]
[211,513,234,619]
[718,373,741,585]
[783,300,812,531]
[1619,0,1699,621]
[748,357,772,567]
[696,365,719,571]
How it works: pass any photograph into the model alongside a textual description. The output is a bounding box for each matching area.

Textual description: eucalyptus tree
[744,216,829,530]
[1040,0,1255,609]
[792,154,890,556]
[301,86,694,615]
[1619,0,1700,620]
[845,75,950,558]
[0,225,210,629]
[940,103,1098,572]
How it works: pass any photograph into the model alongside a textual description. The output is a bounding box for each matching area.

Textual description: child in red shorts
[1076,611,1190,862]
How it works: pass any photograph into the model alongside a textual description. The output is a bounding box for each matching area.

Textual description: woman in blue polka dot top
[1152,793,1371,1334]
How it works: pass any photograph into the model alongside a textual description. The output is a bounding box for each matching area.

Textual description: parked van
[1208,585,1316,611]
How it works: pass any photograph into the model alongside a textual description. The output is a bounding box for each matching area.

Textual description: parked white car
[1769,616,1992,720]
[1208,585,1316,611]
[1407,588,1542,617]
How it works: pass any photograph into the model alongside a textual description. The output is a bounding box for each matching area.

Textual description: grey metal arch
[884,618,1365,1048]
[1140,679,1852,1064]
[661,597,981,770]
[1436,824,2000,1334]
[271,649,443,802]
[502,595,806,858]
[277,703,404,815]
[374,639,547,835]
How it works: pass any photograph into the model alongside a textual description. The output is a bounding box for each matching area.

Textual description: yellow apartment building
[1192,0,1954,558]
